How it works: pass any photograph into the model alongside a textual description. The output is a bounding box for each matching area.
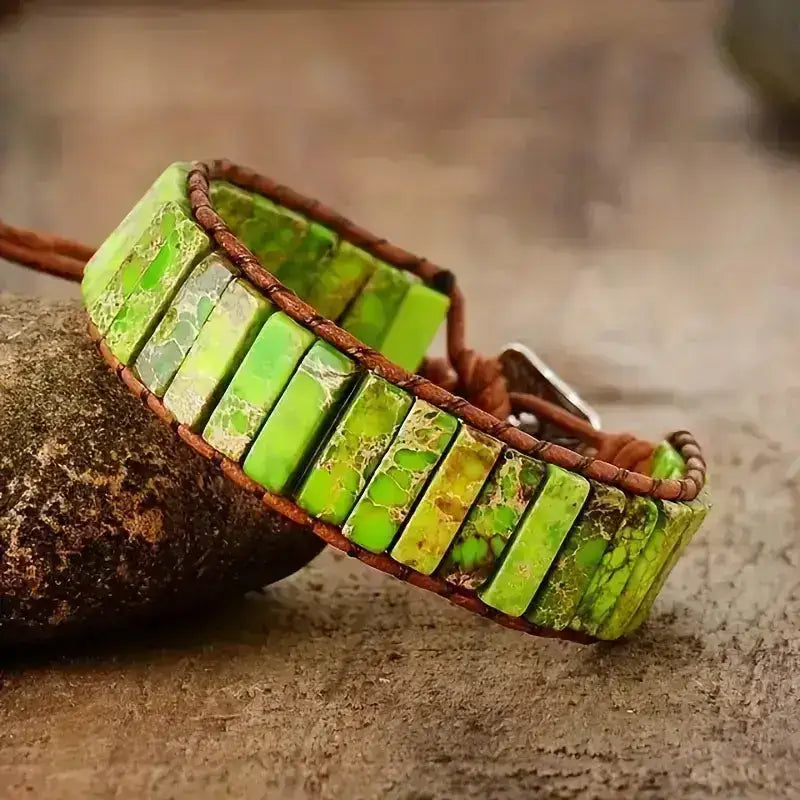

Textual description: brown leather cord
[0,221,93,282]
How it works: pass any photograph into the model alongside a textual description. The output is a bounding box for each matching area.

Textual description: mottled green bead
[209,181,255,231]
[305,241,377,320]
[105,217,211,365]
[597,499,694,640]
[273,221,337,301]
[134,253,235,397]
[243,341,357,494]
[570,495,659,636]
[89,201,188,333]
[526,482,626,630]
[651,440,686,480]
[390,426,502,575]
[438,451,546,589]
[340,261,416,351]
[379,283,450,372]
[82,162,190,309]
[479,465,590,617]
[624,489,711,635]
[202,313,315,462]
[163,279,273,430]
[295,373,412,525]
[343,400,458,554]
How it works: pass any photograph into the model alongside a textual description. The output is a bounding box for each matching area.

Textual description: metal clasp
[499,343,601,447]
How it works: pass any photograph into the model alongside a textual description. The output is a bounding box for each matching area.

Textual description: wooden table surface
[1,2,799,798]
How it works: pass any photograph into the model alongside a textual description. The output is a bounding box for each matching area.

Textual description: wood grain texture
[1,2,799,798]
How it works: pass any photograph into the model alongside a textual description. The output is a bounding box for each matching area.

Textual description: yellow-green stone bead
[273,221,337,301]
[438,451,546,589]
[305,241,377,321]
[82,162,190,309]
[243,341,357,495]
[163,279,273,430]
[340,262,416,351]
[105,217,211,365]
[202,313,315,462]
[210,181,255,231]
[570,495,659,636]
[597,499,694,640]
[343,400,458,554]
[479,465,590,618]
[624,489,711,635]
[526,482,627,630]
[650,440,686,480]
[390,427,502,575]
[89,201,188,334]
[295,373,412,525]
[134,253,235,397]
[379,283,451,372]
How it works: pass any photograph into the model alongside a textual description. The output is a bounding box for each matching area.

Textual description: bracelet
[1,160,710,642]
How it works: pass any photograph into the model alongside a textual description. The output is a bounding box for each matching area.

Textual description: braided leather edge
[87,322,595,645]
[189,159,706,502]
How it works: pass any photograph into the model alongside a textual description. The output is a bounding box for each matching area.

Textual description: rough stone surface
[0,295,324,647]
[1,3,799,798]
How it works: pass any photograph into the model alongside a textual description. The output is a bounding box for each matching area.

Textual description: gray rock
[0,294,324,646]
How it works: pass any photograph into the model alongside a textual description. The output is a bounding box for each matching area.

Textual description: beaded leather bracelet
[0,160,710,643]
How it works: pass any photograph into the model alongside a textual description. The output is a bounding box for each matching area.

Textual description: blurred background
[2,2,800,798]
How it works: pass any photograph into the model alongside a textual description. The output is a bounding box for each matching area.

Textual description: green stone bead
[163,279,273,430]
[570,495,659,636]
[379,283,451,372]
[273,221,338,301]
[243,341,357,494]
[105,217,211,365]
[340,261,416,351]
[390,426,502,575]
[438,451,546,589]
[343,400,458,554]
[134,253,236,397]
[479,465,590,618]
[209,181,255,231]
[305,241,377,320]
[597,499,694,640]
[202,313,315,462]
[82,162,190,309]
[295,373,412,525]
[526,482,627,630]
[624,489,711,635]
[650,440,686,480]
[89,201,188,334]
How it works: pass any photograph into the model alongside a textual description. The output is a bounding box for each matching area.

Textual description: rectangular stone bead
[294,373,413,525]
[273,221,338,301]
[438,451,546,589]
[210,181,308,274]
[624,489,711,635]
[390,427,502,575]
[202,313,316,462]
[379,283,451,372]
[479,465,590,617]
[340,261,416,351]
[82,162,190,309]
[242,341,358,494]
[342,400,458,554]
[650,440,686,480]
[89,201,188,333]
[597,499,694,640]
[104,217,211,365]
[162,279,273,430]
[526,482,627,630]
[569,495,659,636]
[134,253,235,397]
[305,241,377,321]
